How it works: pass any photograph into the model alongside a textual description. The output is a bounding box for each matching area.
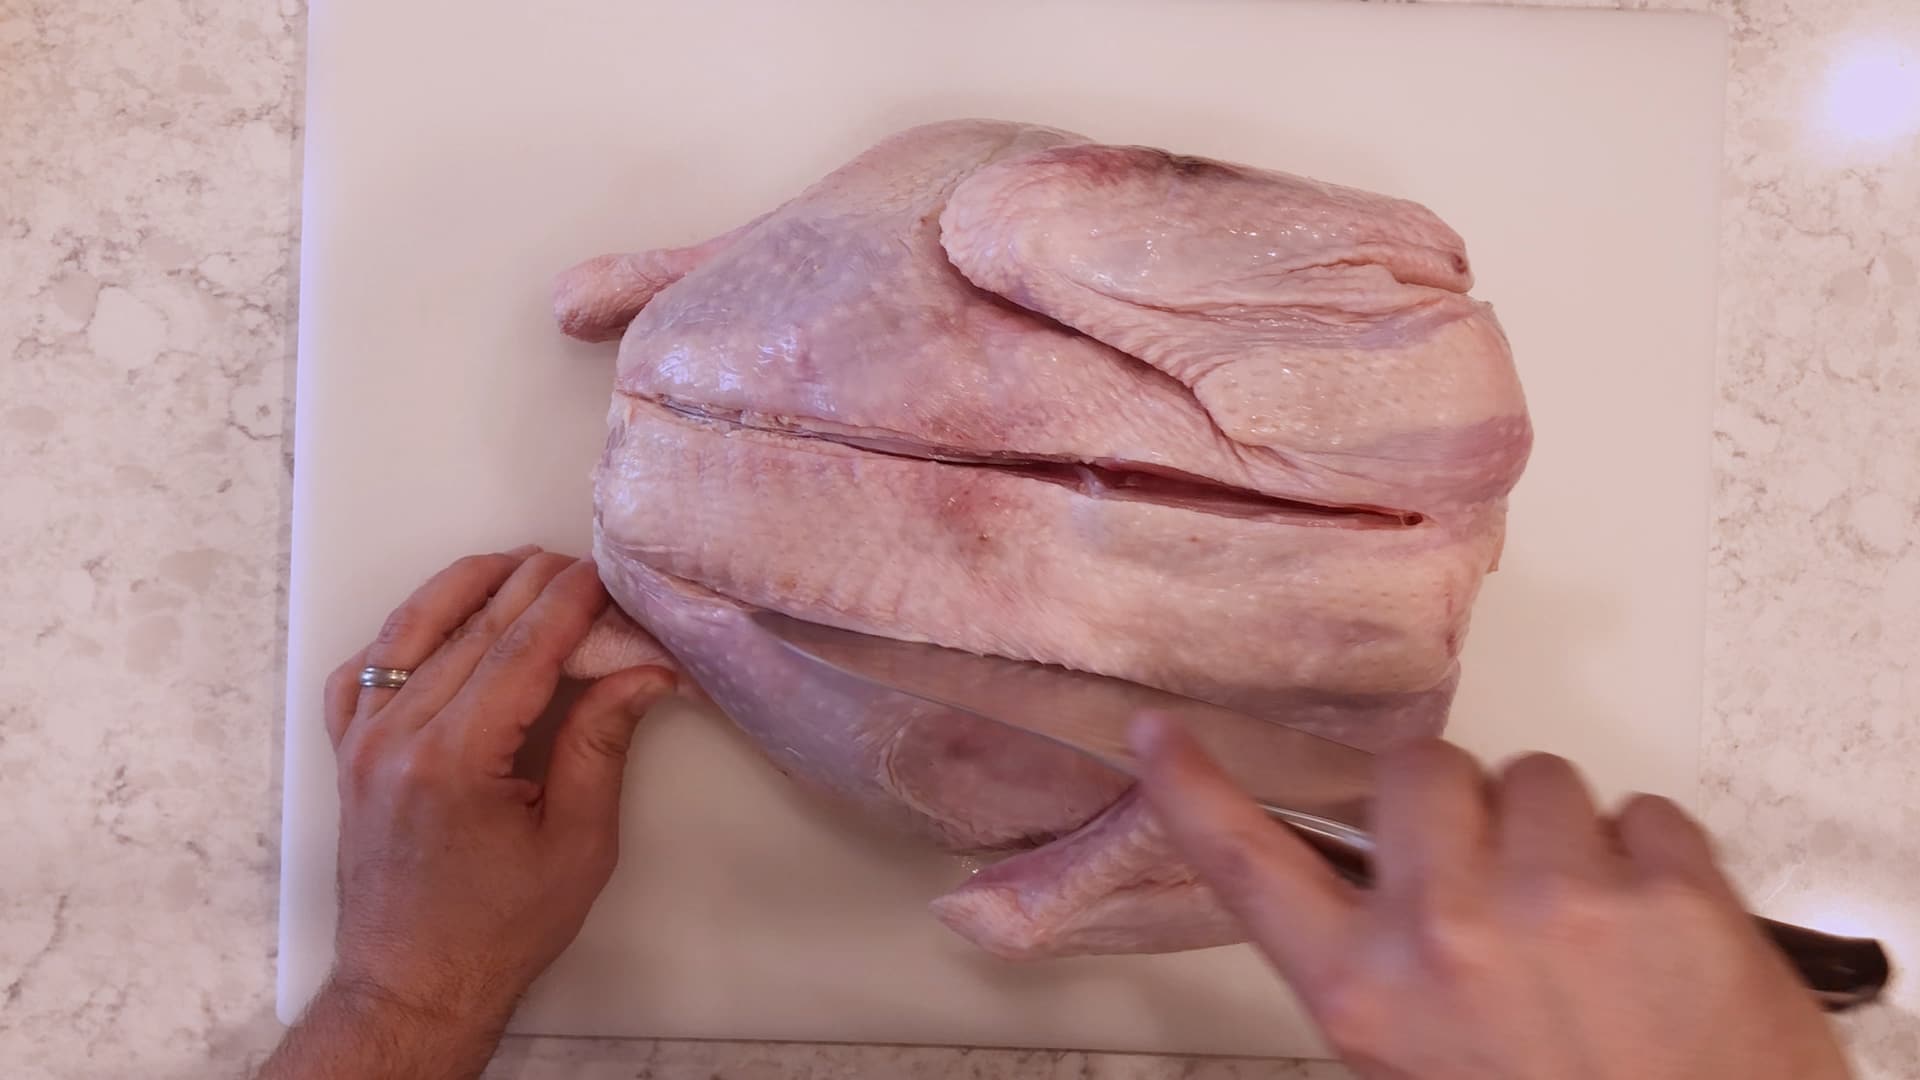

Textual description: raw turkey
[551,119,1530,959]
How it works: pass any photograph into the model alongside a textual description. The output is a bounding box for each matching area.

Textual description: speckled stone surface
[3,0,1915,1076]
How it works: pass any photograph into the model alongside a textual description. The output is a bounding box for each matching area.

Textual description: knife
[751,610,1891,1012]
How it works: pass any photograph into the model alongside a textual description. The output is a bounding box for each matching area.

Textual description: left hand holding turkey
[259,547,673,1080]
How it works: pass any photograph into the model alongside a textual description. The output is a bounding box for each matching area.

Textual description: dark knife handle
[1757,916,1891,1012]
[1289,825,1890,1012]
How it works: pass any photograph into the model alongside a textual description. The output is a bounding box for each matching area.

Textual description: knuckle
[373,608,423,648]
[575,724,633,763]
[445,608,495,645]
[1508,872,1614,940]
[1311,976,1389,1055]
[391,746,446,793]
[1412,900,1498,976]
[324,663,358,705]
[1632,880,1749,963]
[487,620,544,665]
[1639,877,1723,926]
[340,735,386,794]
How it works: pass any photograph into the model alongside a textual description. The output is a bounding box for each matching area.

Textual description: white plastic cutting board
[281,0,1727,1058]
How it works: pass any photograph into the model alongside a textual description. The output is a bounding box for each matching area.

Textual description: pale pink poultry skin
[553,119,1530,959]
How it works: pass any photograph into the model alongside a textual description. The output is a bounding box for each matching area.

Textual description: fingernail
[506,544,540,557]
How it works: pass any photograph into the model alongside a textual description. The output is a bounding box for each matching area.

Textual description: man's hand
[1133,714,1853,1080]
[261,547,673,1080]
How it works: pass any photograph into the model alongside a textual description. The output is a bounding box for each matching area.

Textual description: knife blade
[750,609,1891,1011]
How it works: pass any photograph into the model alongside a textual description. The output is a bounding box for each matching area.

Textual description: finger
[353,548,539,723]
[442,559,611,775]
[377,551,577,725]
[1372,739,1492,908]
[541,667,677,842]
[1132,712,1358,989]
[323,647,370,750]
[1614,794,1746,907]
[1493,753,1615,881]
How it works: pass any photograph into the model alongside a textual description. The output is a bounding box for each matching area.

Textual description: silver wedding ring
[358,666,413,690]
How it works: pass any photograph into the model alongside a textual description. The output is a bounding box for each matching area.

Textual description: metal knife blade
[749,609,1891,1012]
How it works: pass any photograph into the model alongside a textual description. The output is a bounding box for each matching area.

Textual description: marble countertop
[3,0,1915,1076]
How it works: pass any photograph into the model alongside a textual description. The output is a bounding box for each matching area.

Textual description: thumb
[1131,711,1358,992]
[542,666,676,839]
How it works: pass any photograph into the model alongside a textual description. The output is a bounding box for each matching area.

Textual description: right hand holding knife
[1133,715,1856,1080]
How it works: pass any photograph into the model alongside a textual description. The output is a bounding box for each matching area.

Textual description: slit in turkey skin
[595,393,1494,705]
[642,393,1424,528]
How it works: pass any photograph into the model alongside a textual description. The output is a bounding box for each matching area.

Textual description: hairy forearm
[256,977,511,1080]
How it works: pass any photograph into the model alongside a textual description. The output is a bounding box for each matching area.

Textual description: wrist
[312,970,516,1080]
[258,972,519,1080]
[328,969,516,1034]
[328,938,533,1032]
